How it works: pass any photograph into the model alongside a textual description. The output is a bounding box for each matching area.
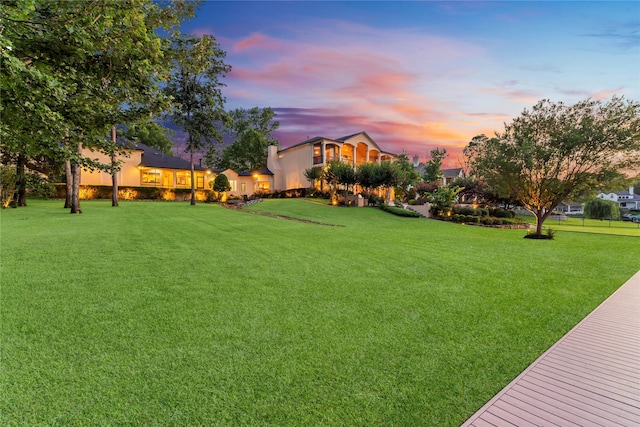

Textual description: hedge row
[54,184,210,202]
[451,214,524,225]
[381,205,421,218]
[452,205,515,218]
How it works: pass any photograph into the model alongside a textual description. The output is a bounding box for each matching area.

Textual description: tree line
[1,0,279,211]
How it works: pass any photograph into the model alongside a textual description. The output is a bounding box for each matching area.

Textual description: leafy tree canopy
[584,198,620,220]
[121,119,175,155]
[210,107,279,172]
[213,173,231,193]
[468,96,640,236]
[423,148,447,183]
[163,31,231,204]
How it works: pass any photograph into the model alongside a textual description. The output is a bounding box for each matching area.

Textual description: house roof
[277,131,396,156]
[238,167,274,176]
[136,143,206,171]
[443,168,463,177]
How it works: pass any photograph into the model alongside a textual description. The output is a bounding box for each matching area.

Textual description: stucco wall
[278,144,313,190]
[81,148,142,187]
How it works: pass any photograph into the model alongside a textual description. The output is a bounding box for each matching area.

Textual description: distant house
[598,186,640,211]
[442,168,464,185]
[557,202,584,215]
[411,155,464,186]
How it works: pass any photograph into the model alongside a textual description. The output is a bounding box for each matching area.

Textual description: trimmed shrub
[381,205,421,218]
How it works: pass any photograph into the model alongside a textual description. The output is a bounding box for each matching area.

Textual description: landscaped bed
[2,199,638,426]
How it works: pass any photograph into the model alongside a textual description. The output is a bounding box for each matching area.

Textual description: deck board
[462,270,640,426]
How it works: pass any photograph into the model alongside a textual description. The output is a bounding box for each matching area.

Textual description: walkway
[462,270,640,426]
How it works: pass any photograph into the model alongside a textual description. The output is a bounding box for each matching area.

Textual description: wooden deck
[462,270,640,427]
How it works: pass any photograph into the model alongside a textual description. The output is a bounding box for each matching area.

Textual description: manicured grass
[2,199,638,426]
[522,214,640,237]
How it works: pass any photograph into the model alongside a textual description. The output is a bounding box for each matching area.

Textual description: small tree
[423,148,447,183]
[213,173,231,202]
[304,166,324,190]
[428,185,462,217]
[584,198,620,220]
[393,151,420,201]
[356,162,381,196]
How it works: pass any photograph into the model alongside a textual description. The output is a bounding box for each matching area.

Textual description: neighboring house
[411,156,464,186]
[598,186,640,210]
[215,168,274,195]
[81,143,274,197]
[557,202,584,215]
[442,168,464,185]
[266,131,396,191]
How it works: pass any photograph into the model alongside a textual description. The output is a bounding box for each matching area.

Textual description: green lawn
[2,199,638,426]
[523,214,640,237]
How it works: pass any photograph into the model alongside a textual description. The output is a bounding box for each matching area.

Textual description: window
[258,182,270,191]
[176,172,189,186]
[142,169,161,184]
[196,175,204,189]
[241,182,246,193]
[228,180,238,192]
[313,143,323,164]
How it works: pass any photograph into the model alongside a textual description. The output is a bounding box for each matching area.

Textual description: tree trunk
[190,148,196,205]
[70,141,82,214]
[535,213,544,235]
[16,153,27,206]
[111,126,119,207]
[64,129,72,208]
[64,160,72,208]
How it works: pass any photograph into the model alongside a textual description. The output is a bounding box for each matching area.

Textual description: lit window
[241,182,246,193]
[142,169,161,184]
[176,172,189,186]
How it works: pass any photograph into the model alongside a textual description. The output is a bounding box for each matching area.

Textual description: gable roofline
[277,131,396,156]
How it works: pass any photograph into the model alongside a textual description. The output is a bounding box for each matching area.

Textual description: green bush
[381,205,421,217]
[454,206,476,216]
[465,215,479,223]
[0,165,17,208]
[489,208,515,218]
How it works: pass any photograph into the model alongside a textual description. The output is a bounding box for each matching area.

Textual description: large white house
[80,131,396,198]
[267,131,396,191]
[598,186,640,210]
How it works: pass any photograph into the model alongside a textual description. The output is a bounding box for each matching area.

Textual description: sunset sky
[180,1,639,164]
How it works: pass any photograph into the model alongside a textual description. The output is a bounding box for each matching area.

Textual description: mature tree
[164,32,231,205]
[211,107,279,171]
[584,198,620,220]
[122,119,175,154]
[304,166,324,190]
[469,96,640,236]
[1,0,195,212]
[423,148,447,183]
